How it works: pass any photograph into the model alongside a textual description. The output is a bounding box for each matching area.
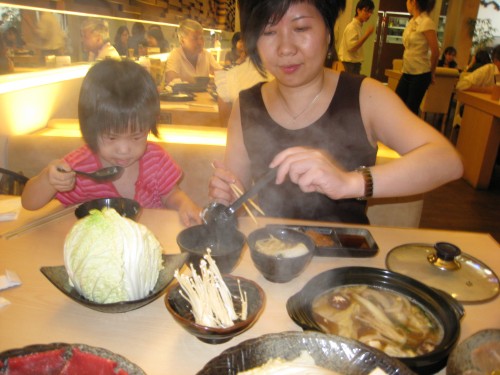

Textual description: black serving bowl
[75,198,141,220]
[286,266,465,374]
[197,331,414,374]
[247,227,315,283]
[165,275,265,344]
[176,224,245,274]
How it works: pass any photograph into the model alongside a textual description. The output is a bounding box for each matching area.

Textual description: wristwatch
[355,166,373,200]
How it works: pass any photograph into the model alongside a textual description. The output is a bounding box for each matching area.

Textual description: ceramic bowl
[247,227,315,283]
[165,275,265,344]
[446,329,500,374]
[176,225,245,274]
[75,198,141,220]
[197,331,414,374]
[286,266,465,374]
[40,253,188,313]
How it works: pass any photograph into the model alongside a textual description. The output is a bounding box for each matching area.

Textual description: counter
[0,207,499,374]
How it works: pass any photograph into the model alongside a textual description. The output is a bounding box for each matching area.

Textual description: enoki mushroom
[174,249,248,328]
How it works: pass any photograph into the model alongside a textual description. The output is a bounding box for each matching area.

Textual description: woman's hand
[269,147,363,200]
[48,160,76,192]
[208,160,243,206]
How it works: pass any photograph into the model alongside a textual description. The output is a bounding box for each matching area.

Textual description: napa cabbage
[64,208,163,303]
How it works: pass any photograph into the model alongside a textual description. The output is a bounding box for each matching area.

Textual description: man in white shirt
[165,19,222,85]
[80,18,120,62]
[338,0,375,75]
[456,45,500,93]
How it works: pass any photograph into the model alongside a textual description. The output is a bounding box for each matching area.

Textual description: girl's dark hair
[414,0,435,13]
[440,46,456,60]
[78,59,160,152]
[239,0,346,76]
[231,31,241,51]
[475,49,492,65]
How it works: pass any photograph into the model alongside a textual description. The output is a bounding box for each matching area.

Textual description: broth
[311,285,443,358]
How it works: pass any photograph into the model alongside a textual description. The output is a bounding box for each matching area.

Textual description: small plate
[0,343,145,374]
[447,329,500,375]
[266,224,378,257]
[159,92,195,102]
[40,253,188,313]
[197,331,413,374]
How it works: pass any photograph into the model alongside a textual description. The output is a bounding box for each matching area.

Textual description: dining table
[0,205,499,374]
[159,92,220,127]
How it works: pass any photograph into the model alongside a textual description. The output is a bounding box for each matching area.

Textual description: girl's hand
[269,147,361,200]
[178,199,202,227]
[47,160,76,192]
[208,160,242,206]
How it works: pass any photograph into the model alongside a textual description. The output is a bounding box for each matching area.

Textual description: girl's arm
[21,159,76,210]
[423,29,439,82]
[162,186,202,226]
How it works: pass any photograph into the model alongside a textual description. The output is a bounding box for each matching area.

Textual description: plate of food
[197,331,413,374]
[266,224,378,257]
[41,253,188,313]
[0,343,145,374]
[159,92,195,102]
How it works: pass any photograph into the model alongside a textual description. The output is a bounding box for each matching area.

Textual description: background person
[395,0,439,115]
[465,48,491,72]
[338,0,375,75]
[21,59,201,227]
[80,18,119,62]
[146,27,169,53]
[437,46,457,69]
[113,25,130,57]
[129,22,146,57]
[164,19,222,85]
[0,36,14,74]
[456,45,499,93]
[36,12,65,57]
[224,31,246,68]
[208,0,462,224]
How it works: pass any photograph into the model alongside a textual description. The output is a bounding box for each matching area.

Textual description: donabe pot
[286,266,464,375]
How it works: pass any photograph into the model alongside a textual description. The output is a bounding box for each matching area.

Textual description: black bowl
[286,266,464,374]
[197,331,414,374]
[165,275,265,344]
[247,227,315,283]
[176,225,245,274]
[75,198,141,220]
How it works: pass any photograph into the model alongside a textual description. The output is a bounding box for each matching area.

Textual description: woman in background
[438,46,457,69]
[0,36,14,74]
[224,32,246,68]
[113,25,130,57]
[146,27,169,53]
[395,0,439,115]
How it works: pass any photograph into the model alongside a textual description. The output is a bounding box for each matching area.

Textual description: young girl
[22,59,201,226]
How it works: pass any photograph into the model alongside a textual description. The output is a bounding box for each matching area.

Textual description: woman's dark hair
[78,59,160,152]
[231,31,241,50]
[439,46,456,61]
[239,0,346,76]
[114,25,129,46]
[414,0,435,13]
[475,49,492,65]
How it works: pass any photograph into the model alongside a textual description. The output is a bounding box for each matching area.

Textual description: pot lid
[386,242,499,303]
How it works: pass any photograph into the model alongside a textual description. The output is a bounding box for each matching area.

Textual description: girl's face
[97,129,148,169]
[120,30,129,45]
[256,2,329,87]
[445,51,456,64]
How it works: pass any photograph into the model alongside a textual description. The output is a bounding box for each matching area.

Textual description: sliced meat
[6,349,66,375]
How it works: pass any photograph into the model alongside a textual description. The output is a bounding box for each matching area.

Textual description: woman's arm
[423,29,439,82]
[359,77,463,197]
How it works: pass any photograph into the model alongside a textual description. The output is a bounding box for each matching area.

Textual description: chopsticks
[229,183,265,224]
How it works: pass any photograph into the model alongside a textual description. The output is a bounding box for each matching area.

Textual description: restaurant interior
[0,0,499,374]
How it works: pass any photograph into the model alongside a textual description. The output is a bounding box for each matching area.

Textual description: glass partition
[0,3,230,72]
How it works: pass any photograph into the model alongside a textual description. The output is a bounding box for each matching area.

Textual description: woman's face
[256,2,329,87]
[445,51,456,64]
[147,35,158,47]
[120,30,129,45]
[181,30,204,56]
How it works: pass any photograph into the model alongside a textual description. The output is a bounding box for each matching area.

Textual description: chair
[0,168,28,196]
[419,67,459,132]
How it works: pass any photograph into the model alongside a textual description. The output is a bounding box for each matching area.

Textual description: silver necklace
[276,78,324,122]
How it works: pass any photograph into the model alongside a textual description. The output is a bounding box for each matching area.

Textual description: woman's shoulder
[417,13,437,30]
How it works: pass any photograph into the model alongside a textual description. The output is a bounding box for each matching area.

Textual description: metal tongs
[202,168,277,226]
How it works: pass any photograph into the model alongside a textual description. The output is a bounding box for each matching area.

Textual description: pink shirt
[56,142,182,208]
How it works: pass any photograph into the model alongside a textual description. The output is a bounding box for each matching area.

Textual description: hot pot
[286,266,464,374]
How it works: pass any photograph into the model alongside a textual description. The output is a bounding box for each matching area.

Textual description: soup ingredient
[312,285,442,358]
[468,341,500,375]
[305,230,335,247]
[174,249,248,328]
[237,351,389,375]
[255,235,308,258]
[64,208,163,303]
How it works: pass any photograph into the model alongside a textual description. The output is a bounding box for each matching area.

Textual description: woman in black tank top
[208,0,462,225]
